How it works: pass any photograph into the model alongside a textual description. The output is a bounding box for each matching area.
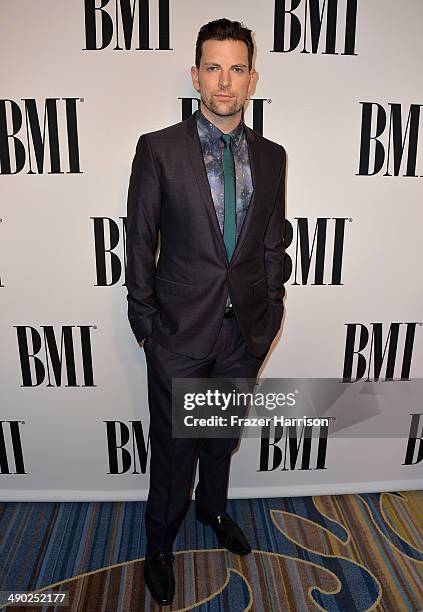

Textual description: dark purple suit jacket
[126,111,286,358]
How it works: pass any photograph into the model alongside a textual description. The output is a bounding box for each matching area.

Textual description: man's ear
[190,65,200,93]
[247,69,258,97]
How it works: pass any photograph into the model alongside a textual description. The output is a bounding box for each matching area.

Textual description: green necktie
[220,134,236,261]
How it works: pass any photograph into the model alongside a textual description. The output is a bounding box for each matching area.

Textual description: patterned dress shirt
[196,108,254,308]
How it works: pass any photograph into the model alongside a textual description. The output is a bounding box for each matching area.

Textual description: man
[126,18,286,606]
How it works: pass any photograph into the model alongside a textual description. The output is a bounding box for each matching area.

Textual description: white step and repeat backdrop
[1,1,422,500]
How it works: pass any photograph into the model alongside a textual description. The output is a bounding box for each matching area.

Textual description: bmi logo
[93,217,127,286]
[272,0,358,55]
[105,421,149,474]
[342,322,420,382]
[358,103,423,177]
[403,414,423,466]
[284,217,349,285]
[0,98,82,175]
[0,421,26,475]
[15,325,96,387]
[84,0,171,50]
[259,422,330,471]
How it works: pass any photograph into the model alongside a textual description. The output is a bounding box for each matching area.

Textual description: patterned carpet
[0,491,422,611]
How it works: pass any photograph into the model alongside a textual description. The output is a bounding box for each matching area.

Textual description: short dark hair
[195,18,254,71]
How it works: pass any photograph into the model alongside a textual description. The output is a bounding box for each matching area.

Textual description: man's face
[191,39,256,120]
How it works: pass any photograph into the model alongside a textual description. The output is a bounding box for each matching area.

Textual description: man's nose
[219,70,231,88]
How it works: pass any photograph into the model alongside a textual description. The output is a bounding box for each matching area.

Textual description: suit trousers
[143,314,266,553]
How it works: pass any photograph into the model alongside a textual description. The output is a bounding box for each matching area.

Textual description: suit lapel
[184,112,262,267]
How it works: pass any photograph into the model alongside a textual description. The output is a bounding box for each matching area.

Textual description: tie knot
[220,134,232,148]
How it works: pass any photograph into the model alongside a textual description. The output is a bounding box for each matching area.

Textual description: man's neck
[199,102,242,134]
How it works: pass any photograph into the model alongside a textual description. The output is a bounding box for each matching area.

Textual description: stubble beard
[201,93,244,118]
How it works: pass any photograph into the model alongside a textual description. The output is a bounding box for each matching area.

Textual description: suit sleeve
[126,134,161,342]
[264,148,286,325]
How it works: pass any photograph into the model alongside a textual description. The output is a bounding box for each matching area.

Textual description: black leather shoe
[144,550,175,606]
[196,505,252,555]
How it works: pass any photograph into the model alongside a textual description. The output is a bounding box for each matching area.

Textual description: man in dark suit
[126,18,286,606]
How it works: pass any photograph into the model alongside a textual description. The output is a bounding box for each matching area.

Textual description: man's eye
[207,66,218,71]
[233,67,243,72]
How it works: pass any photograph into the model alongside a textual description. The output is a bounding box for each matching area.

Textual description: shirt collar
[196,108,244,149]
